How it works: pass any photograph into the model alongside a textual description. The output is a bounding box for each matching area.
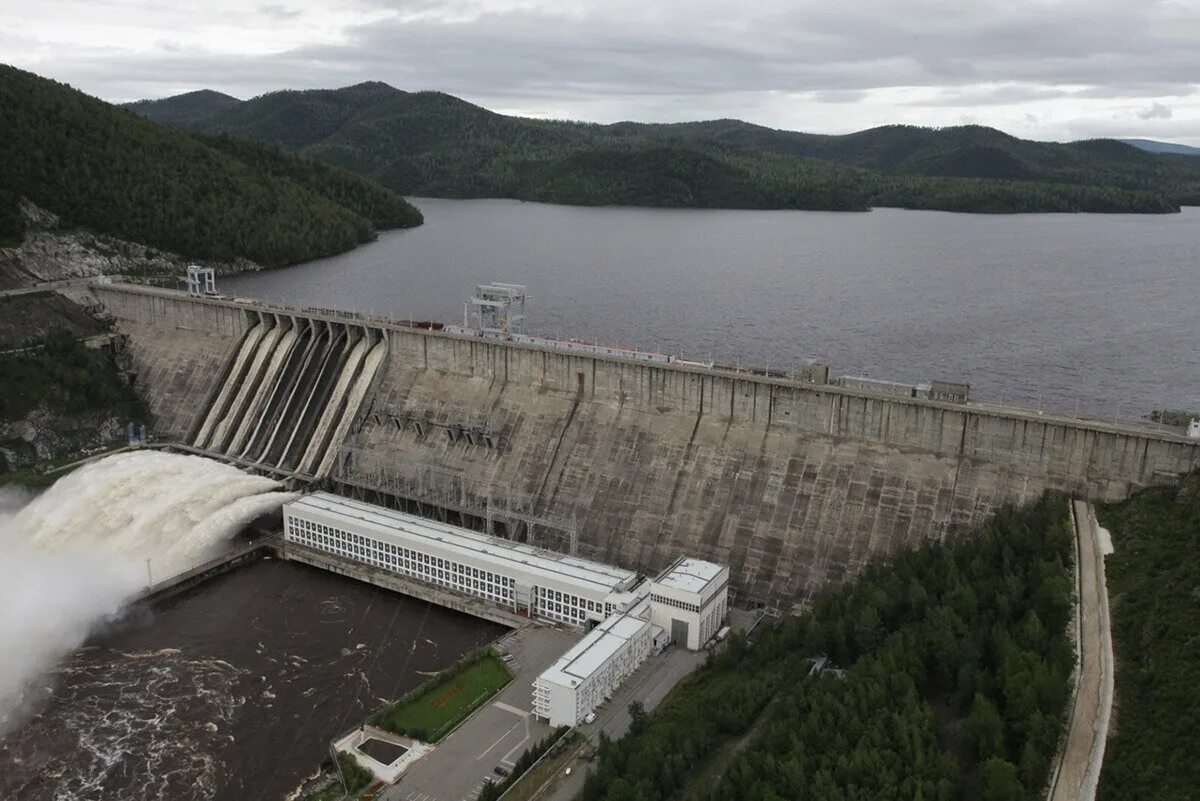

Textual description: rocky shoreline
[0,201,262,291]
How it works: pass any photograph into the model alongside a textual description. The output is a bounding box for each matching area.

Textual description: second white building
[533,608,653,727]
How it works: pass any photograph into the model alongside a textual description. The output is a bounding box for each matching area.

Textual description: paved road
[0,276,106,298]
[1048,500,1114,801]
[384,626,579,801]
[540,646,708,801]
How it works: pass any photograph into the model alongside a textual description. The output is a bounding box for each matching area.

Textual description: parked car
[494,765,510,777]
[583,711,597,724]
[501,653,515,663]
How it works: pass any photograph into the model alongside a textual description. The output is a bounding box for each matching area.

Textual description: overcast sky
[6,0,1200,144]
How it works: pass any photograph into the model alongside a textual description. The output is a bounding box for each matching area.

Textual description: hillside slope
[128,83,1200,213]
[123,89,241,128]
[1120,138,1200,157]
[0,65,421,269]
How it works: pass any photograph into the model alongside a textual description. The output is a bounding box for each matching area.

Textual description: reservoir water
[225,200,1200,419]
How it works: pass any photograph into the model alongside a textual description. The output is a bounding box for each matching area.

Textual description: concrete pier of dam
[92,283,1200,610]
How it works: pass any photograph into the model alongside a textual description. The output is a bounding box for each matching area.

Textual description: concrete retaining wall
[280,541,526,628]
[95,285,250,441]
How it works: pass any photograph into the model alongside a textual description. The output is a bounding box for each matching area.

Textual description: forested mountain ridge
[123,89,241,128]
[128,82,1200,213]
[0,65,422,270]
[1120,138,1200,157]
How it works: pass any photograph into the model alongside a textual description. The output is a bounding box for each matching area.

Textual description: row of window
[285,516,615,625]
[287,518,513,606]
[533,585,609,624]
[698,596,728,644]
[650,593,702,614]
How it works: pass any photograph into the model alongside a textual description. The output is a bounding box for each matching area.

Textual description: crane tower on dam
[463,282,527,335]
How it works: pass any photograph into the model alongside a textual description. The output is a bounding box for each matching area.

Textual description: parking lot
[384,625,581,801]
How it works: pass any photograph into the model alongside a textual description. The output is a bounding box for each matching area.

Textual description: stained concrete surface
[93,285,1200,610]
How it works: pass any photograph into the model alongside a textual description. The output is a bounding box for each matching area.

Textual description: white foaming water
[0,451,296,735]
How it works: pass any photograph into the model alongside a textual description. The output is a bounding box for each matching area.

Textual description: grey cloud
[909,85,1073,107]
[259,4,302,20]
[809,90,868,104]
[9,0,1200,144]
[1138,102,1172,120]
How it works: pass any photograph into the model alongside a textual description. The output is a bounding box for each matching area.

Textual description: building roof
[286,492,638,594]
[538,611,649,688]
[653,556,727,596]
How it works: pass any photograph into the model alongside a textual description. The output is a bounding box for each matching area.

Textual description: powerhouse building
[283,492,641,625]
[283,493,730,729]
[649,556,729,650]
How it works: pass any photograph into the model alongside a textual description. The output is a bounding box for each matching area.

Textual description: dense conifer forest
[1095,479,1200,801]
[0,328,144,425]
[128,82,1200,214]
[0,65,422,267]
[582,496,1075,801]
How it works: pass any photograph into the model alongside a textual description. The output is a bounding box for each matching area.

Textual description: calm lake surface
[225,200,1200,419]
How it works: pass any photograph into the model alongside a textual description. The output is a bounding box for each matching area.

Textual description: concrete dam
[94,284,1200,610]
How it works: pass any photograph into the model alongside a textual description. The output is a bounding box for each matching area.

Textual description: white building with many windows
[284,493,732,730]
[283,493,641,625]
[649,556,729,650]
[533,608,653,727]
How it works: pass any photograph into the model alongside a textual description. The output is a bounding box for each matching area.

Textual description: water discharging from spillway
[0,450,296,735]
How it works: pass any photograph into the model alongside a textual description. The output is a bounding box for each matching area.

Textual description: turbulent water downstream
[0,451,296,735]
[0,451,503,800]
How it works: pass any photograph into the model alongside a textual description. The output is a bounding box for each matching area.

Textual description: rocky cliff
[0,201,260,291]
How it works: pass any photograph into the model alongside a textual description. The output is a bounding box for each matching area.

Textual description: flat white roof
[539,611,649,688]
[286,492,638,595]
[653,556,727,595]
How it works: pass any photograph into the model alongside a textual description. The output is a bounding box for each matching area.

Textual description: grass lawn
[377,654,512,742]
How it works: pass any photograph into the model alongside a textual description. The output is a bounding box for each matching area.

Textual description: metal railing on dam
[92,283,1200,609]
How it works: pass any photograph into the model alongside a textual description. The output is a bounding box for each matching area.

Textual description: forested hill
[128,82,1200,214]
[0,66,422,268]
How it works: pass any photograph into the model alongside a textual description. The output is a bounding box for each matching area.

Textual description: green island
[374,650,513,743]
[582,496,1075,801]
[0,65,422,270]
[1095,477,1200,801]
[125,82,1200,215]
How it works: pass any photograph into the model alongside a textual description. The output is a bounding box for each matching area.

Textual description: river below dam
[225,199,1200,420]
[0,558,504,801]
